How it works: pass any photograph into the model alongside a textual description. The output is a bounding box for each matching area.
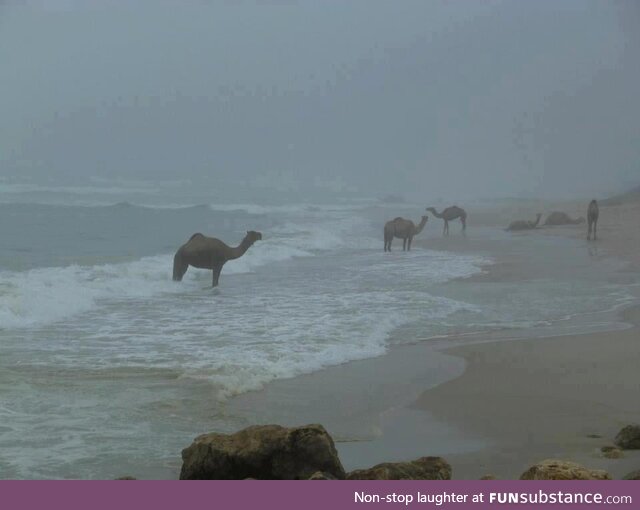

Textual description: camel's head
[246,230,263,244]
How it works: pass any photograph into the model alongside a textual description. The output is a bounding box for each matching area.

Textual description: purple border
[2,480,638,510]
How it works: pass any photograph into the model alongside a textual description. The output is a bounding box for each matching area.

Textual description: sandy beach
[190,192,640,481]
[414,305,640,479]
[411,193,640,479]
[220,193,640,480]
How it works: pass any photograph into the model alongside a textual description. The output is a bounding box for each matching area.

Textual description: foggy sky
[1,0,639,201]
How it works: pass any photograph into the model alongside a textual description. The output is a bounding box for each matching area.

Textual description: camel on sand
[506,214,542,231]
[425,206,467,235]
[544,211,585,226]
[587,200,599,240]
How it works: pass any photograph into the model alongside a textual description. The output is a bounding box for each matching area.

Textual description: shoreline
[407,197,640,478]
[413,303,640,479]
[227,197,640,480]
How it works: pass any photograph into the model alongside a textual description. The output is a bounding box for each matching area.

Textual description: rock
[115,476,137,480]
[180,424,345,480]
[520,459,611,480]
[346,457,451,480]
[480,474,497,480]
[622,470,640,480]
[614,424,640,449]
[308,471,337,480]
[601,446,624,459]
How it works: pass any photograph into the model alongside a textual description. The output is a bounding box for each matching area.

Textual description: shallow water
[0,185,637,478]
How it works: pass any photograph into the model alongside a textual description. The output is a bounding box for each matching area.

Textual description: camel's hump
[189,233,205,241]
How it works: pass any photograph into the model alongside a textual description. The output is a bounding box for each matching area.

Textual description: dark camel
[384,216,428,251]
[506,213,542,231]
[425,206,467,235]
[173,231,262,287]
[587,199,599,240]
[543,211,585,226]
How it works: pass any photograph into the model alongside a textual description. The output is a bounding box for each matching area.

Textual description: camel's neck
[228,237,255,260]
[531,216,541,228]
[427,208,443,218]
[414,218,428,234]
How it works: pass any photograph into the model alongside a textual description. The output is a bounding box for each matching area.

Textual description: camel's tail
[173,249,188,281]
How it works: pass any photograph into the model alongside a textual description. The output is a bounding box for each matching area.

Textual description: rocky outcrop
[179,424,345,480]
[520,459,611,480]
[622,470,640,480]
[346,457,451,480]
[308,471,338,480]
[614,424,640,449]
[600,446,624,459]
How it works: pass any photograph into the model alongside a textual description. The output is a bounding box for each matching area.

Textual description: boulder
[520,459,611,480]
[180,424,345,480]
[480,474,497,480]
[622,470,640,480]
[308,471,338,480]
[600,446,624,459]
[614,424,640,449]
[347,457,451,480]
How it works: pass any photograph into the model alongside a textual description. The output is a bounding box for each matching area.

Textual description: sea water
[0,183,636,478]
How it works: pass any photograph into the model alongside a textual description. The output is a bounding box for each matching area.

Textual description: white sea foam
[207,202,375,215]
[0,199,488,405]
[0,256,178,329]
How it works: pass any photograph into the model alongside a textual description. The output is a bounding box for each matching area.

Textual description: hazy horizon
[1,0,639,202]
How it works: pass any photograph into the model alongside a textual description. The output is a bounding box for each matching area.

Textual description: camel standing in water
[425,206,467,235]
[384,215,428,251]
[506,213,542,231]
[587,199,599,240]
[173,231,262,287]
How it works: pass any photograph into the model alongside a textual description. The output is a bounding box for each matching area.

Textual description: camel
[425,206,467,235]
[587,199,599,240]
[506,213,542,231]
[384,215,428,251]
[173,231,262,287]
[543,211,585,226]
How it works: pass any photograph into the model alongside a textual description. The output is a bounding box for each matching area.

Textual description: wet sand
[414,304,640,479]
[225,194,640,480]
[411,194,640,479]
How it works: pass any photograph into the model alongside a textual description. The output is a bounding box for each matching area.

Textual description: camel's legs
[443,220,449,236]
[407,236,413,251]
[212,263,223,287]
[593,220,597,240]
[172,253,189,281]
[402,237,407,251]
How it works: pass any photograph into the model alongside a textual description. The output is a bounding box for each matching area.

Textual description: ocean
[0,182,637,478]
